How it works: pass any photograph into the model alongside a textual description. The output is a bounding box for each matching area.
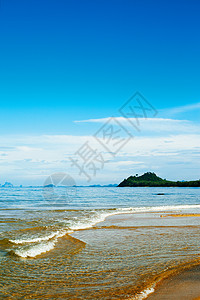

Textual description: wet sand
[147,213,200,300]
[161,213,200,218]
[147,264,200,300]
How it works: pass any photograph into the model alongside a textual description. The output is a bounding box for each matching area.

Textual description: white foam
[131,287,155,300]
[69,209,130,231]
[10,230,69,258]
[14,240,56,258]
[68,204,200,231]
[10,230,64,244]
[10,204,200,258]
[118,204,200,213]
[69,212,112,230]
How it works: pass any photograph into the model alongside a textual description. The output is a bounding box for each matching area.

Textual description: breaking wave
[7,204,200,258]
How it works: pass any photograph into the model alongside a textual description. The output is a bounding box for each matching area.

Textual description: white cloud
[74,117,200,133]
[162,102,200,115]
[0,132,199,185]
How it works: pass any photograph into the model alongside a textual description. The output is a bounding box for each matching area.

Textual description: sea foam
[10,230,63,244]
[132,287,155,300]
[14,240,56,258]
[10,204,200,258]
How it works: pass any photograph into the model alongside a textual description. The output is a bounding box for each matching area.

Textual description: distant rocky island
[0,182,14,188]
[118,172,200,187]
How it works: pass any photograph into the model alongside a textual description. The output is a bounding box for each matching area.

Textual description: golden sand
[160,213,200,218]
[147,264,200,300]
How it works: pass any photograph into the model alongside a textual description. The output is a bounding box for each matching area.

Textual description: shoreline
[147,263,200,299]
[132,260,200,300]
[71,211,200,300]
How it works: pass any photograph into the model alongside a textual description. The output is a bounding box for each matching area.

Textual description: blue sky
[0,0,200,184]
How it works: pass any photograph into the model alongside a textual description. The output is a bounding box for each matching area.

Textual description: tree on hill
[118,172,200,187]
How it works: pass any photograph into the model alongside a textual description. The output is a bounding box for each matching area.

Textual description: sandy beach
[147,264,200,300]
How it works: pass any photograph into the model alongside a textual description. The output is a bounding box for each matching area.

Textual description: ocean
[0,186,200,299]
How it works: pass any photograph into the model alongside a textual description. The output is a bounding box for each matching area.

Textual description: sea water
[0,187,200,299]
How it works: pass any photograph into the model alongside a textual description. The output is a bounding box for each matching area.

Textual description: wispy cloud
[158,102,200,121]
[164,102,200,115]
[74,117,200,133]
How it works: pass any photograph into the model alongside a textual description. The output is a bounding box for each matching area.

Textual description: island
[1,182,14,188]
[43,184,55,188]
[118,172,200,187]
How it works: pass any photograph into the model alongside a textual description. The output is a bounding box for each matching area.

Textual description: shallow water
[0,187,200,299]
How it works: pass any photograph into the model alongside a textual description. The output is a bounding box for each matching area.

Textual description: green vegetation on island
[118,172,200,187]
